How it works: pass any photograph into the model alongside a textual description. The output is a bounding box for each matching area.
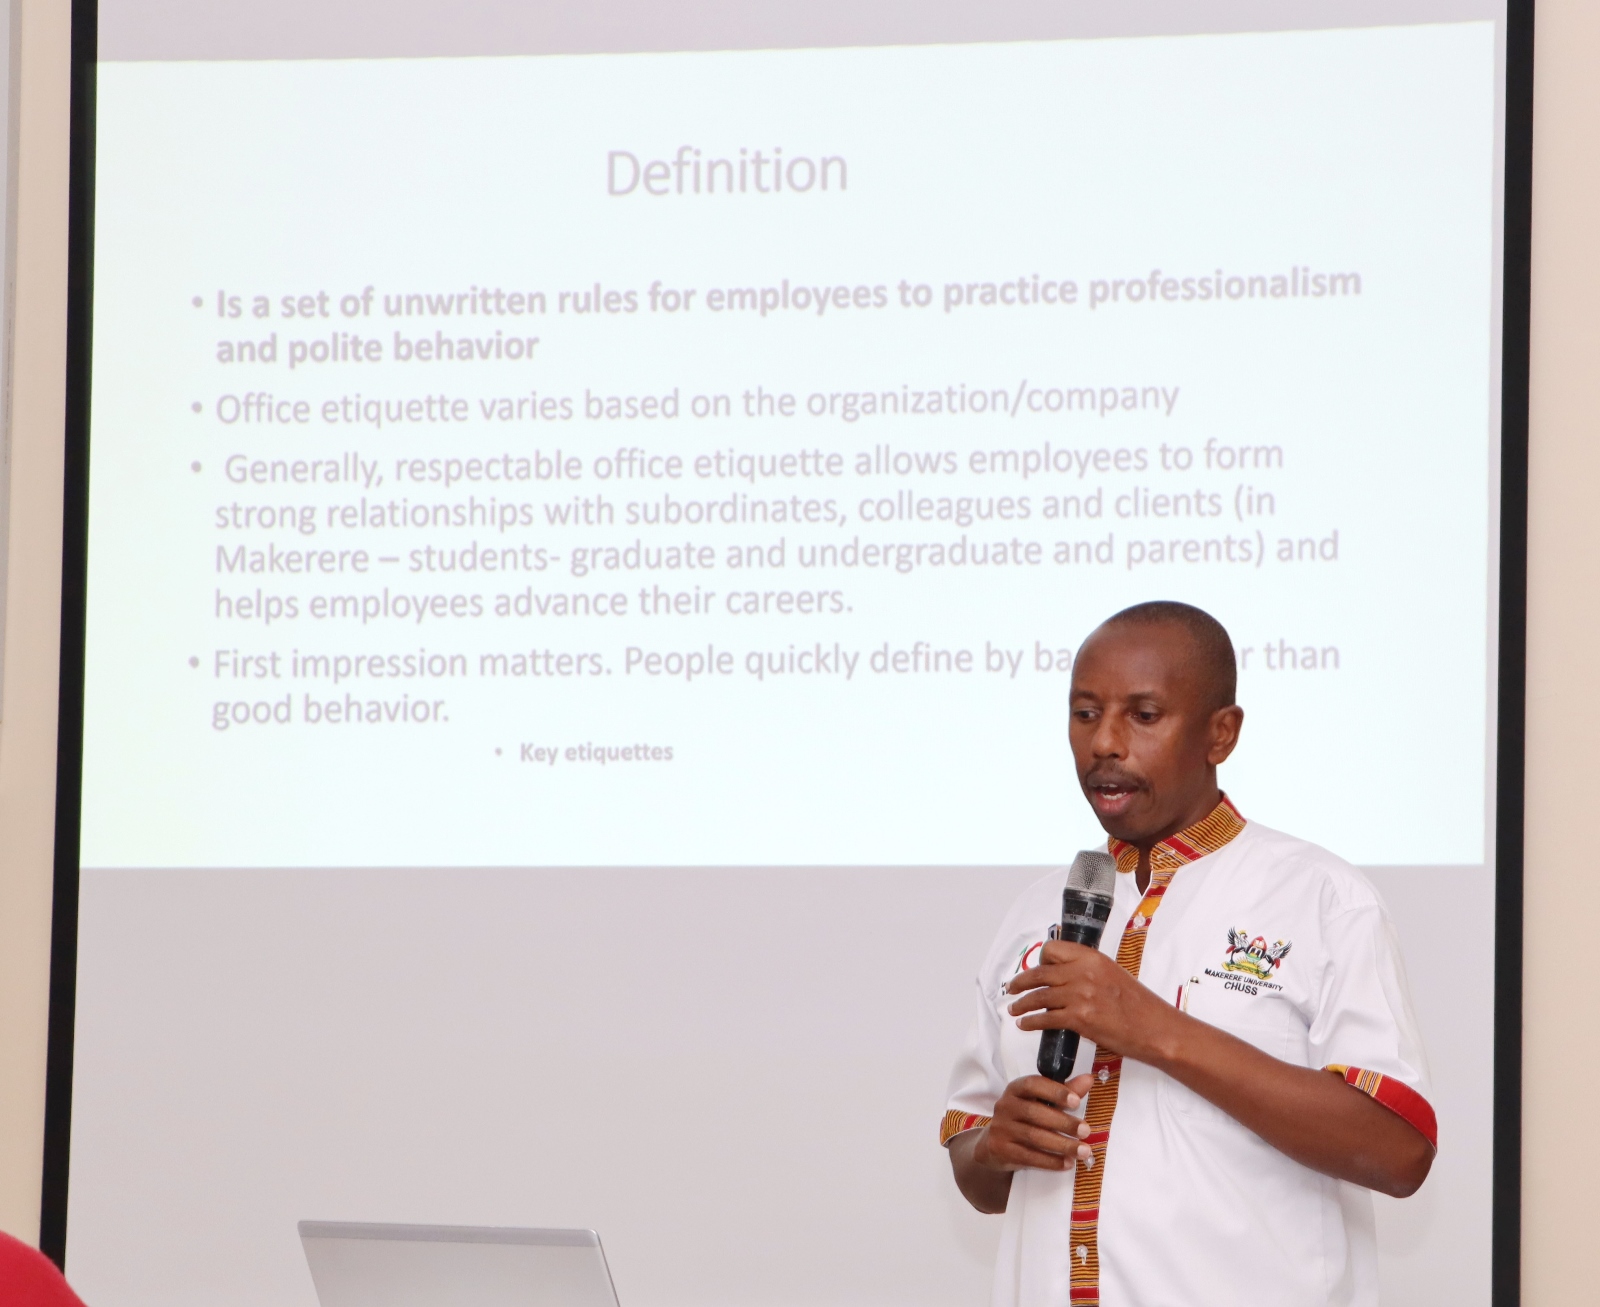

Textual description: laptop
[299,1221,622,1307]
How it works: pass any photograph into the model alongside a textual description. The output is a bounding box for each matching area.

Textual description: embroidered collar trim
[1107,794,1245,880]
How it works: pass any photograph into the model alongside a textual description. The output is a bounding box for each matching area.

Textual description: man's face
[1068,621,1241,846]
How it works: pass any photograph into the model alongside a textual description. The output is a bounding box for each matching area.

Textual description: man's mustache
[1083,766,1146,790]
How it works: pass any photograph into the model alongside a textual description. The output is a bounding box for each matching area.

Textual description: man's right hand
[977,1073,1096,1170]
[948,1073,1095,1213]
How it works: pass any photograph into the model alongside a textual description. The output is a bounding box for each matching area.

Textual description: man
[942,601,1433,1307]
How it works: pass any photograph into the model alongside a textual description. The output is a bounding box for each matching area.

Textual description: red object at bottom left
[0,1232,87,1307]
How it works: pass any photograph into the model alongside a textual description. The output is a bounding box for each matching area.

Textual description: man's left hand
[1005,938,1175,1063]
[1004,937,1434,1198]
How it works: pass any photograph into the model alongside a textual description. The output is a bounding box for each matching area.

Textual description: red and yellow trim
[940,1109,993,1147]
[1324,1064,1438,1150]
[1069,795,1245,1307]
[1106,793,1244,871]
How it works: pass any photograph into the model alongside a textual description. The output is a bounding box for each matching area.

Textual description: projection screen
[48,2,1525,1304]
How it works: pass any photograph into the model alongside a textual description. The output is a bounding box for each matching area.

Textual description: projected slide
[81,23,1495,868]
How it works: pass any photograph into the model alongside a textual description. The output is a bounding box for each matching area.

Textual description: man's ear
[1206,704,1244,766]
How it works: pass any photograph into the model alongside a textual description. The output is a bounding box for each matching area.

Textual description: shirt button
[1076,1245,1088,1263]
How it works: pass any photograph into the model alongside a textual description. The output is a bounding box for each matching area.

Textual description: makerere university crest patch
[1223,927,1292,980]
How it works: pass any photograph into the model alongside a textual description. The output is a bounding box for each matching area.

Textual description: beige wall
[1521,0,1600,1300]
[0,0,70,1248]
[0,0,1593,1297]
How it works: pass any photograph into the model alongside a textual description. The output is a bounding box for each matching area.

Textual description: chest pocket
[1158,981,1310,1120]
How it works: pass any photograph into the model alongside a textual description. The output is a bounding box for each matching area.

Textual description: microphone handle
[1037,1028,1082,1082]
[1035,891,1113,1082]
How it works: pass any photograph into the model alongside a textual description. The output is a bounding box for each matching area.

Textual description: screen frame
[37,4,1536,1301]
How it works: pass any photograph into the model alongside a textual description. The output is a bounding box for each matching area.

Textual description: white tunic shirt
[943,812,1433,1307]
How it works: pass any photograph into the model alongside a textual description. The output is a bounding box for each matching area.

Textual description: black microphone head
[1064,849,1117,899]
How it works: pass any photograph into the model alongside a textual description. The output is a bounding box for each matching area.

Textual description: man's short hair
[1100,600,1237,710]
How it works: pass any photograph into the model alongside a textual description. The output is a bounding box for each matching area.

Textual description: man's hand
[997,939,1433,1198]
[949,940,1180,1217]
[978,1072,1097,1171]
[1005,938,1179,1062]
[948,1073,1094,1213]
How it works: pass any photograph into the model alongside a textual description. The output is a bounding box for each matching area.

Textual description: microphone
[1036,849,1118,1082]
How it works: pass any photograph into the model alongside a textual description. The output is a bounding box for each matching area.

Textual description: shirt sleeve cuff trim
[940,1109,993,1147]
[1324,1064,1437,1149]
